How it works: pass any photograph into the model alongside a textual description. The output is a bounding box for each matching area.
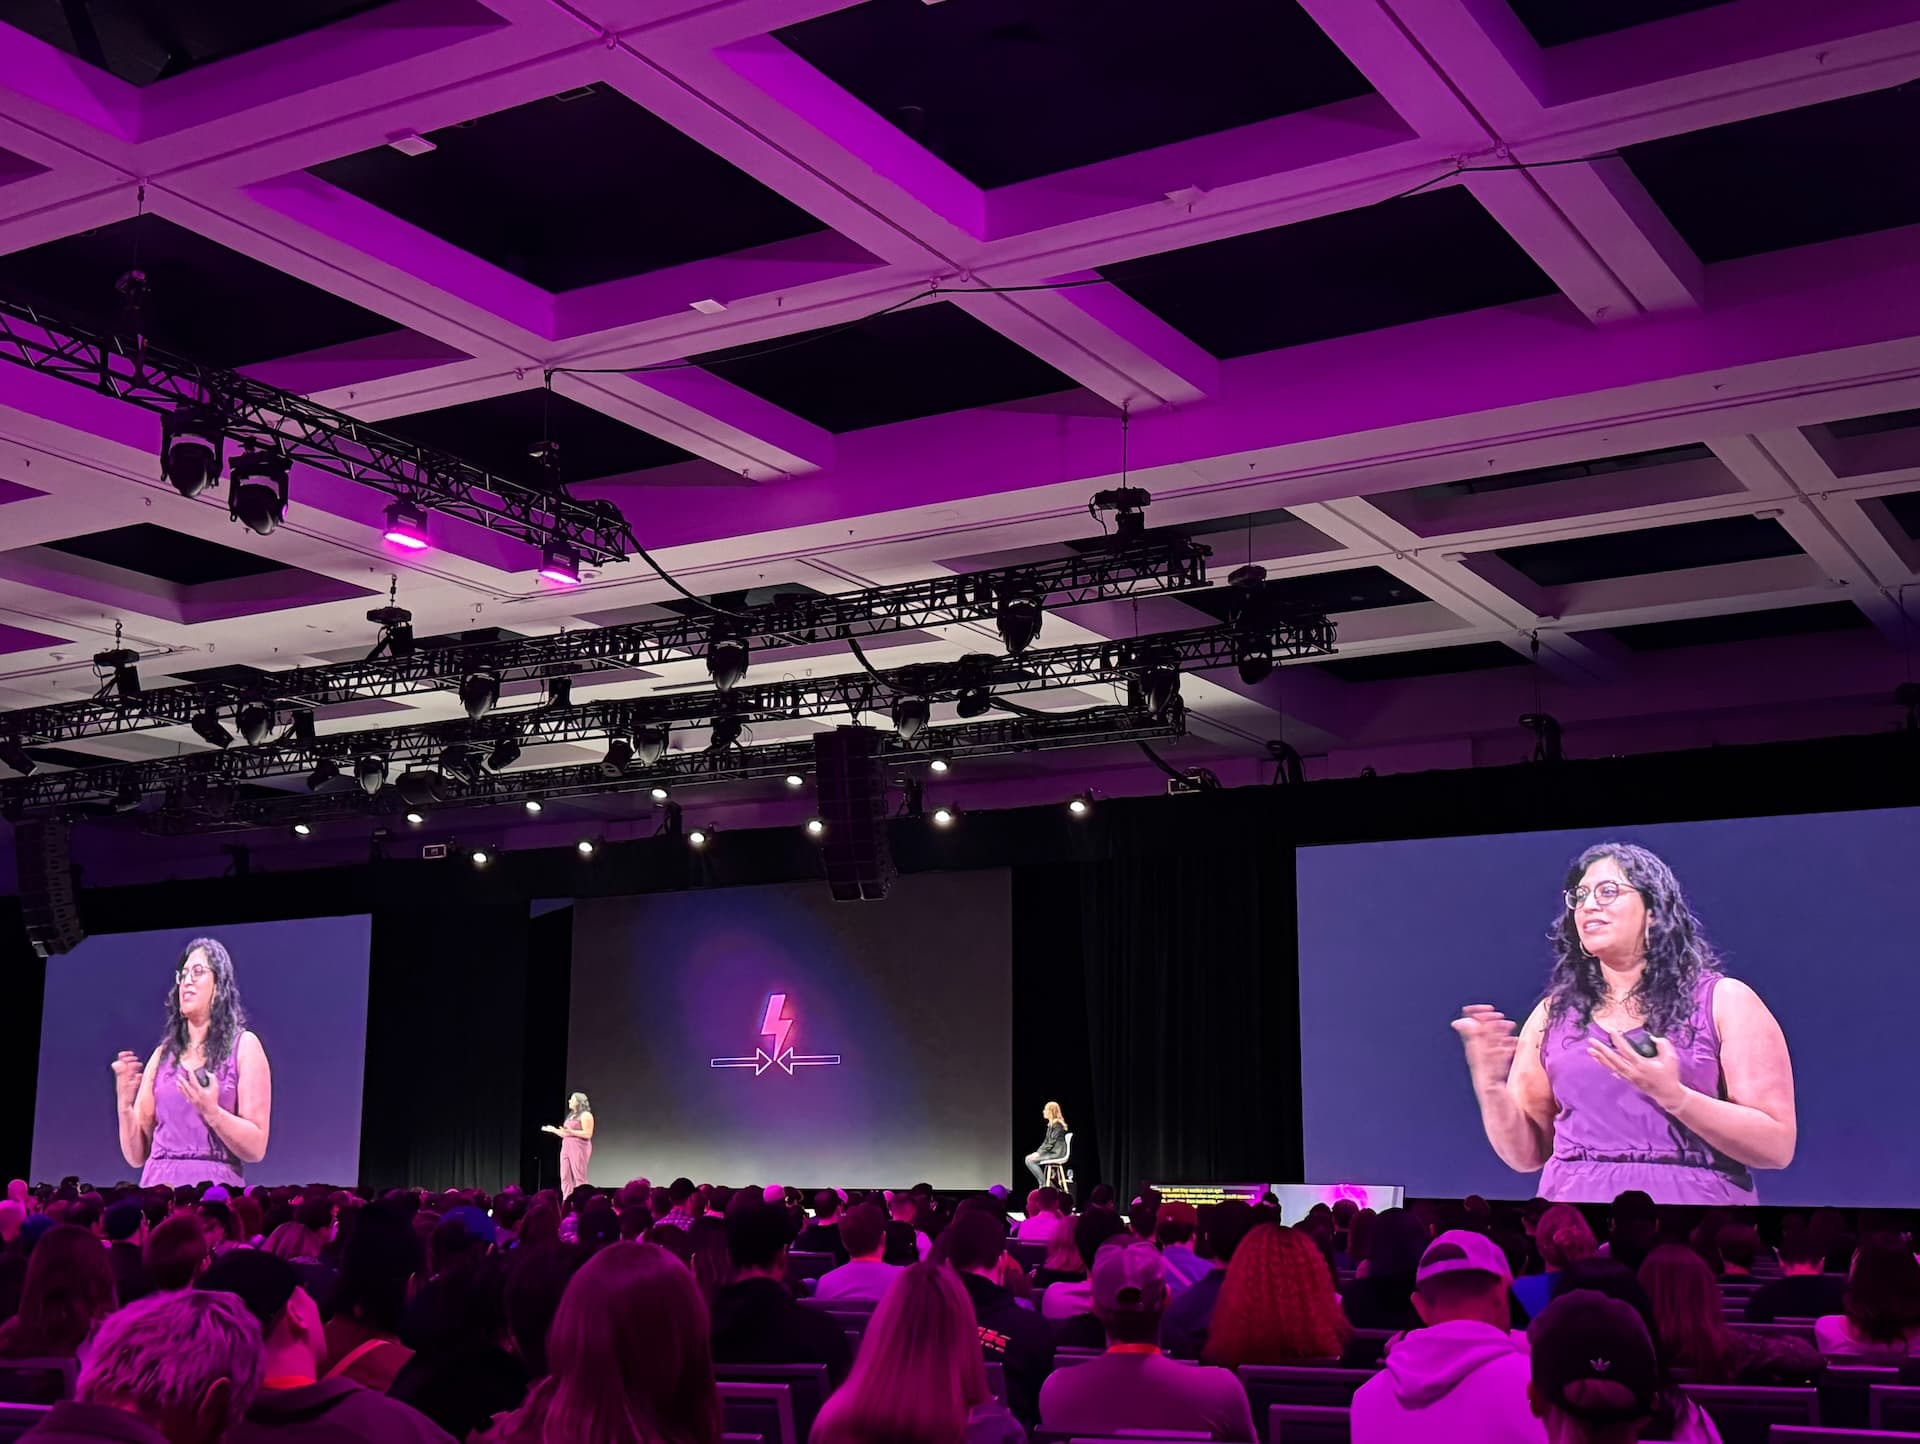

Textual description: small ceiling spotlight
[355,755,388,796]
[706,633,749,692]
[228,448,291,536]
[160,405,224,498]
[1089,484,1152,540]
[397,768,447,807]
[784,773,804,789]
[600,736,634,777]
[892,696,930,742]
[458,672,500,721]
[929,757,950,774]
[995,589,1043,656]
[708,713,743,752]
[0,738,37,777]
[487,736,522,772]
[1235,637,1275,687]
[538,543,581,587]
[688,827,709,848]
[524,799,543,815]
[470,848,491,868]
[649,785,669,802]
[191,709,234,749]
[576,838,598,857]
[306,758,342,793]
[1067,791,1093,817]
[805,818,825,837]
[932,806,955,827]
[634,727,669,767]
[236,704,275,748]
[382,499,429,551]
[405,811,425,825]
[291,823,312,837]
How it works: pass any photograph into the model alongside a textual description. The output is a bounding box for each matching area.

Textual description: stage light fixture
[538,543,581,587]
[397,768,447,807]
[228,448,291,536]
[94,646,141,699]
[0,738,35,777]
[600,736,634,777]
[305,758,341,793]
[1235,638,1275,687]
[660,800,683,837]
[893,696,930,742]
[954,654,995,719]
[706,634,749,692]
[576,838,597,857]
[929,757,950,774]
[366,604,415,661]
[1142,663,1182,719]
[708,714,743,752]
[956,689,993,720]
[1089,485,1152,540]
[805,818,825,837]
[290,707,316,747]
[292,823,312,837]
[546,677,573,709]
[784,773,804,789]
[160,406,224,498]
[995,590,1043,656]
[237,704,274,747]
[405,811,425,825]
[355,755,387,796]
[524,799,543,814]
[471,849,491,867]
[111,784,141,814]
[688,828,709,848]
[932,807,955,827]
[634,727,668,767]
[190,709,233,749]
[487,736,522,772]
[649,785,669,802]
[438,745,481,785]
[1068,791,1092,817]
[458,673,499,721]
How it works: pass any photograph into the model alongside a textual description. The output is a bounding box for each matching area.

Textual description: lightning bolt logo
[759,993,794,1063]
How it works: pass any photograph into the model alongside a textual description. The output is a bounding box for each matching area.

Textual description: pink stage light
[382,500,429,551]
[538,543,582,586]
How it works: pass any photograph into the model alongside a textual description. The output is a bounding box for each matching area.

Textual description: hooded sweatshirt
[1350,1321,1545,1444]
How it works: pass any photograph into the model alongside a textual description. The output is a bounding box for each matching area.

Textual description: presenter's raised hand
[1452,1005,1520,1090]
[111,1051,143,1108]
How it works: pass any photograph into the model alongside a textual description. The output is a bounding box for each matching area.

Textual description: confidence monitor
[566,871,1012,1187]
[1296,808,1918,1207]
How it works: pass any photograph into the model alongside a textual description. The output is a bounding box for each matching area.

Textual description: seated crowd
[1,1174,1918,1444]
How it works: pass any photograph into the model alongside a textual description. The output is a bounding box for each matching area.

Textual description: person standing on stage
[1023,1101,1069,1188]
[543,1093,595,1199]
[112,937,273,1189]
[1453,842,1795,1204]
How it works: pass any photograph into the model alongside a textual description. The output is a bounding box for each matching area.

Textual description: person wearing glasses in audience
[1452,843,1794,1204]
[112,937,274,1188]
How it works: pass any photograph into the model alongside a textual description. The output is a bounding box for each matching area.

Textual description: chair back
[1770,1429,1920,1442]
[1239,1365,1372,1415]
[1680,1384,1818,1444]
[1739,1323,1820,1348]
[716,1363,832,1442]
[1344,1331,1394,1369]
[1010,1240,1050,1272]
[1873,1384,1920,1432]
[786,1252,835,1286]
[718,1383,796,1444]
[1816,1365,1899,1430]
[0,1359,75,1404]
[1268,1404,1352,1444]
[0,1404,51,1444]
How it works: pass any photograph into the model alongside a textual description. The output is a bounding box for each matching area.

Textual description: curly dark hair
[161,937,248,1071]
[1545,842,1722,1040]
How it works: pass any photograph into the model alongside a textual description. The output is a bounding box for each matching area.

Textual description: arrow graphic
[710,994,843,1078]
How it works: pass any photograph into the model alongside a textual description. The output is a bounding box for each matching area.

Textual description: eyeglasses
[175,965,213,985]
[1565,880,1641,911]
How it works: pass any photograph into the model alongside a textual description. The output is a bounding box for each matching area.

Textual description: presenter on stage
[1024,1101,1069,1187]
[543,1092,595,1198]
[111,938,273,1188]
[1452,843,1795,1204]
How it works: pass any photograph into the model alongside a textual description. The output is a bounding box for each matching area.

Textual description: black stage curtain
[0,900,47,1180]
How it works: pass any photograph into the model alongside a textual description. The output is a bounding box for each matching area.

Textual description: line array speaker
[811,726,895,901]
[17,818,84,957]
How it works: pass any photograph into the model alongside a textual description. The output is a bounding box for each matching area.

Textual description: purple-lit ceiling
[0,0,1917,825]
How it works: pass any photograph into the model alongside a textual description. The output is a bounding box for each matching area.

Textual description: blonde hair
[810,1264,987,1444]
[264,1222,324,1262]
[1043,1101,1067,1129]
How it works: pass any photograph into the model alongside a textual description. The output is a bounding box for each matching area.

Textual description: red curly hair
[1203,1224,1351,1367]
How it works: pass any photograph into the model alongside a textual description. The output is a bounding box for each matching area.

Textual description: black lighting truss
[142,708,1186,834]
[0,616,1332,817]
[0,295,634,563]
[0,537,1211,746]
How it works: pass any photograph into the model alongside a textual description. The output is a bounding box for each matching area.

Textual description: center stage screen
[567,871,1012,1188]
[1297,809,1917,1207]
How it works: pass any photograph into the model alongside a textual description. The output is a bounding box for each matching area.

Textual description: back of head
[10,1223,117,1355]
[143,1214,211,1293]
[726,1200,793,1274]
[841,1204,887,1261]
[505,1245,584,1378]
[815,1264,983,1444]
[646,1225,696,1265]
[1073,1209,1128,1271]
[1366,1207,1432,1280]
[264,1222,322,1261]
[1202,1200,1256,1266]
[1715,1225,1760,1272]
[335,1201,423,1336]
[1846,1239,1920,1344]
[1538,1204,1599,1271]
[813,1190,842,1221]
[79,1289,264,1435]
[1410,1231,1516,1332]
[1205,1224,1350,1367]
[1529,1289,1659,1444]
[523,1243,719,1444]
[932,1209,1006,1276]
[1776,1229,1826,1271]
[669,1178,697,1208]
[1155,1201,1198,1248]
[1551,1259,1657,1345]
[1638,1244,1733,1379]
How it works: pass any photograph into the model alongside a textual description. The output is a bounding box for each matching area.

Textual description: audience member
[884,1194,930,1266]
[1038,1244,1254,1442]
[319,1203,419,1392]
[103,1203,150,1306]
[1514,1205,1597,1320]
[1203,1224,1350,1368]
[0,1198,24,1248]
[1162,1200,1255,1360]
[1712,1224,1762,1279]
[1526,1290,1659,1444]
[1033,1219,1088,1291]
[1817,1237,1920,1357]
[1547,1259,1719,1442]
[814,1204,898,1302]
[1743,1228,1845,1323]
[502,1245,582,1380]
[142,1215,211,1296]
[657,1178,700,1232]
[1016,1188,1068,1243]
[1637,1243,1812,1386]
[1351,1231,1542,1444]
[813,1263,1023,1444]
[390,1215,525,1440]
[0,1224,117,1359]
[1601,1192,1659,1272]
[478,1243,720,1444]
[1040,1210,1127,1322]
[709,1200,851,1384]
[197,1249,454,1443]
[1342,1208,1431,1332]
[1153,1201,1210,1293]
[23,1289,263,1444]
[933,1209,1055,1427]
[686,1215,732,1303]
[795,1191,851,1266]
[1809,1206,1857,1275]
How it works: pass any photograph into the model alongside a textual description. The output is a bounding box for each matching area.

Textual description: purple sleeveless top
[1537,975,1757,1205]
[142,1050,244,1188]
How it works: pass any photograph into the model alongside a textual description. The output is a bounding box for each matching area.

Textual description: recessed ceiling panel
[372,388,693,487]
[1506,0,1732,47]
[40,523,291,586]
[1317,640,1528,683]
[1495,515,1802,589]
[1605,601,1868,652]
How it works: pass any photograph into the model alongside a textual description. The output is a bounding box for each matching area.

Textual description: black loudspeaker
[811,726,895,901]
[17,819,85,957]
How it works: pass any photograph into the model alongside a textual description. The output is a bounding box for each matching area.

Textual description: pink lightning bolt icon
[759,993,793,1062]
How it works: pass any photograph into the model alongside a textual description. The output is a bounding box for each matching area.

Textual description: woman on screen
[542,1092,595,1199]
[1023,1102,1069,1188]
[110,937,273,1188]
[1452,842,1795,1204]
